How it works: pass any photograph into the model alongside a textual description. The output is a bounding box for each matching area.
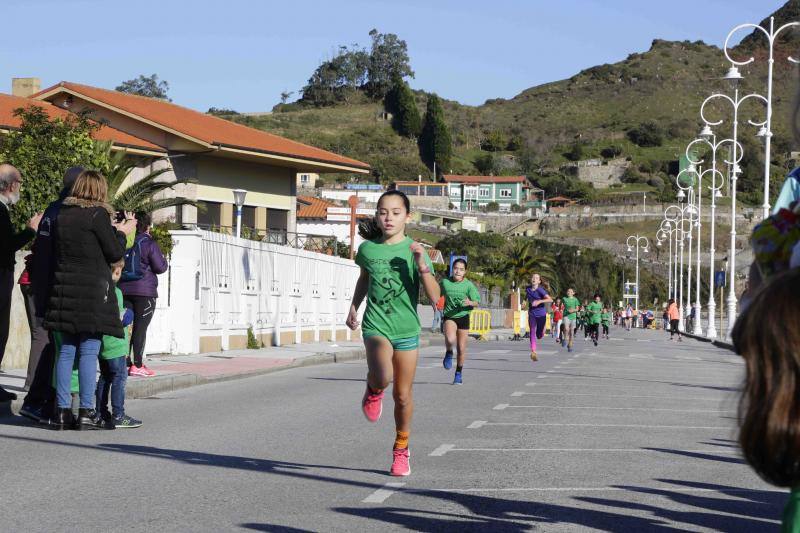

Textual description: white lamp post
[664,204,698,331]
[675,170,696,324]
[700,71,767,337]
[656,225,672,301]
[626,234,650,316]
[676,165,703,334]
[685,132,740,338]
[724,17,800,219]
[233,188,247,238]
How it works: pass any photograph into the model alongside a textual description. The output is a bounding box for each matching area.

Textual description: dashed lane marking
[510,391,731,401]
[401,486,779,494]
[510,391,525,397]
[504,405,734,413]
[362,482,406,503]
[440,447,741,454]
[429,444,455,457]
[467,420,487,429]
[479,422,732,429]
[493,403,509,410]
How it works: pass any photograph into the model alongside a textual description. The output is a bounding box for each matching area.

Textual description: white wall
[320,189,383,204]
[145,229,362,354]
[296,220,365,250]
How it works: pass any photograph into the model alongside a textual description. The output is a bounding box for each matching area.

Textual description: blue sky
[1,0,784,112]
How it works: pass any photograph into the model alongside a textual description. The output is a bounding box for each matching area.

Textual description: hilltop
[224,1,800,205]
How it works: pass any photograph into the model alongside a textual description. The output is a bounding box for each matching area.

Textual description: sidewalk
[0,328,517,419]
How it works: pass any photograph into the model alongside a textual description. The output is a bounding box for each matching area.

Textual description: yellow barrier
[469,309,492,340]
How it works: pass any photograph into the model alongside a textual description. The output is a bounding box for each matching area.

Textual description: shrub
[564,140,585,162]
[647,176,665,188]
[247,326,261,349]
[621,167,647,184]
[600,145,623,159]
[485,201,500,212]
[627,122,664,147]
[480,130,507,152]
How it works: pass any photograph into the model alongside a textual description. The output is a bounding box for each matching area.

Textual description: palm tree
[96,141,195,213]
[504,239,559,294]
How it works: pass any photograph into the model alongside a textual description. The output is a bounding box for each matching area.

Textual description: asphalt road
[0,326,785,532]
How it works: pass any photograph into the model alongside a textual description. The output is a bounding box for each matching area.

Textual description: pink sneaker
[361,385,384,422]
[128,365,148,377]
[142,365,156,377]
[390,447,410,476]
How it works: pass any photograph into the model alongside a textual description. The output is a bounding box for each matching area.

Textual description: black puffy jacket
[44,197,127,338]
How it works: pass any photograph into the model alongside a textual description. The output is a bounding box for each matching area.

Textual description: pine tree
[419,94,452,175]
[386,78,421,139]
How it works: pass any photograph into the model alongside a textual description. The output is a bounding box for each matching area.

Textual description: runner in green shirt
[561,289,581,352]
[601,307,612,340]
[586,294,603,346]
[347,190,440,477]
[440,258,480,385]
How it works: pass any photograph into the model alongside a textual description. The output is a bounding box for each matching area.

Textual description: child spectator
[93,259,142,429]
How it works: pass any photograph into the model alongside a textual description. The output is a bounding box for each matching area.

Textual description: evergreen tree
[419,94,452,175]
[386,78,421,138]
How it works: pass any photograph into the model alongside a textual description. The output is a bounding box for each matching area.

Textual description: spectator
[19,167,83,422]
[44,170,135,430]
[431,295,444,333]
[0,164,41,402]
[119,211,168,377]
[733,268,800,531]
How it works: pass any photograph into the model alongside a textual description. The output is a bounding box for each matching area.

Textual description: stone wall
[562,158,629,189]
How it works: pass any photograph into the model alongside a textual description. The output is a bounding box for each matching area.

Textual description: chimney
[12,77,41,98]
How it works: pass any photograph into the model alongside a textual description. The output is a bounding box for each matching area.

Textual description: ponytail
[358,218,383,240]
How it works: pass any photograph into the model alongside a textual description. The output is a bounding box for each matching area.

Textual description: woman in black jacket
[44,170,136,430]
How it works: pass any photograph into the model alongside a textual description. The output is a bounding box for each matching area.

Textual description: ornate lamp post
[656,224,673,302]
[675,168,698,326]
[700,71,767,337]
[724,17,800,218]
[626,234,650,315]
[664,204,698,331]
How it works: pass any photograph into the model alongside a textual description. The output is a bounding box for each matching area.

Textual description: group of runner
[345,189,616,477]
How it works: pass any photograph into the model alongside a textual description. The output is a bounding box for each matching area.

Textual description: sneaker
[113,414,142,429]
[561,339,566,348]
[453,371,462,385]
[568,346,573,353]
[593,339,598,346]
[530,351,538,362]
[19,403,43,422]
[141,365,156,377]
[390,447,411,476]
[361,385,384,423]
[128,365,148,377]
[442,351,453,370]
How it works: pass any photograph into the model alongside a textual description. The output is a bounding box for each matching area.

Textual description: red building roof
[296,196,337,219]
[34,82,370,172]
[442,175,527,184]
[0,93,164,154]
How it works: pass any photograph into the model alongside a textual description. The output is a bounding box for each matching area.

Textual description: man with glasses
[0,164,41,401]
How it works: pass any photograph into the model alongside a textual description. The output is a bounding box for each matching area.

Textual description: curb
[681,331,735,353]
[0,340,431,420]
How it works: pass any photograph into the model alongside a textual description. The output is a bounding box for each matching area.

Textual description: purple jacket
[118,233,168,298]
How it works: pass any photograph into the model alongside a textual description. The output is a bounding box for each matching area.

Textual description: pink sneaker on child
[128,365,148,377]
[141,365,156,377]
[361,385,384,422]
[390,447,410,476]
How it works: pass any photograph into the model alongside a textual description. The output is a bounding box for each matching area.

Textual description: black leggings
[124,295,156,367]
[670,319,680,335]
[602,324,609,335]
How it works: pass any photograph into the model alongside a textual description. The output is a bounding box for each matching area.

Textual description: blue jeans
[56,333,101,409]
[96,356,127,418]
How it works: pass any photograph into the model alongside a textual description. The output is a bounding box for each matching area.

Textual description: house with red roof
[4,78,370,237]
[443,175,531,211]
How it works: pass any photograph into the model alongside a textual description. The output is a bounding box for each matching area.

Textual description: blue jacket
[118,232,168,298]
[773,167,800,214]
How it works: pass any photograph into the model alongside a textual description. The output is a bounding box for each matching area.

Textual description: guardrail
[469,310,492,340]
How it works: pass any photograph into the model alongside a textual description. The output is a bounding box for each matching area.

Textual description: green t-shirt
[587,301,603,325]
[440,278,480,319]
[601,311,612,325]
[562,296,580,321]
[784,487,800,533]
[102,287,129,360]
[355,236,433,340]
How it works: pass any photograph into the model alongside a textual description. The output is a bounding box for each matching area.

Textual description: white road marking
[510,391,730,401]
[467,420,487,429]
[493,403,509,410]
[403,486,778,494]
[482,349,511,354]
[482,422,732,429]
[443,447,740,454]
[676,355,703,360]
[505,405,733,413]
[429,444,455,456]
[536,375,548,379]
[362,482,406,503]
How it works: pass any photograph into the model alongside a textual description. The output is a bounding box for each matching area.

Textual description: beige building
[28,81,369,236]
[297,172,320,189]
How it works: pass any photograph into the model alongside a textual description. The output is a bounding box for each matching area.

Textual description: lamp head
[627,246,633,252]
[643,247,649,253]
[756,126,770,145]
[699,124,713,139]
[715,189,723,198]
[723,65,743,86]
[677,189,686,200]
[232,188,248,208]
[656,240,662,247]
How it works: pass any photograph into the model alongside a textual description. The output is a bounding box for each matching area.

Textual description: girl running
[552,298,564,344]
[525,273,552,361]
[733,268,800,532]
[666,298,681,341]
[561,288,580,352]
[601,306,612,340]
[346,190,440,477]
[440,258,480,385]
[586,294,603,346]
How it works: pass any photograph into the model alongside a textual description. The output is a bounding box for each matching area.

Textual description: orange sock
[394,430,410,449]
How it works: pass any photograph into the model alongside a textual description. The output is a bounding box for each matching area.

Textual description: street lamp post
[656,224,672,301]
[686,132,739,338]
[676,165,702,334]
[664,204,698,331]
[233,188,247,239]
[724,17,800,219]
[700,70,767,337]
[626,234,649,317]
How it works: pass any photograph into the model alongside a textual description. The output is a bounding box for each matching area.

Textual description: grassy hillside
[224,2,799,204]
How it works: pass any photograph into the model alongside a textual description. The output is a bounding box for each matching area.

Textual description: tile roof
[442,175,527,184]
[35,82,369,172]
[0,93,165,153]
[297,195,337,219]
